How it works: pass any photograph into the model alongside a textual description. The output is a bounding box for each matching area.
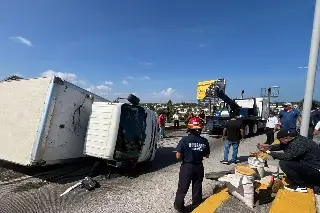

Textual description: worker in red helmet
[174,117,210,213]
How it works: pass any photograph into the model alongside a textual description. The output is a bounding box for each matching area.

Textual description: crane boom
[214,87,241,115]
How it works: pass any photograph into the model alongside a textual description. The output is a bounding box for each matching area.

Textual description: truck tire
[149,143,157,162]
[244,124,250,137]
[250,123,258,136]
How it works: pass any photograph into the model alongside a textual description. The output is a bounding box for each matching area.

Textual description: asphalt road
[0,130,271,213]
[165,122,185,127]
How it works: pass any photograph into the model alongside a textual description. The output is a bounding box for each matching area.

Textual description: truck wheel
[244,125,250,137]
[251,123,258,136]
[149,144,157,161]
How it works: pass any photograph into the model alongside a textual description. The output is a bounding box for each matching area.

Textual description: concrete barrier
[192,187,229,213]
[269,178,316,213]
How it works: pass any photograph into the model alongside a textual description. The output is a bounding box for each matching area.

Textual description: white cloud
[78,80,87,86]
[148,88,183,102]
[10,36,33,47]
[40,70,115,98]
[125,75,151,81]
[138,61,153,66]
[155,88,176,97]
[141,76,151,80]
[114,92,138,97]
[104,81,113,85]
[41,70,79,84]
[96,85,110,90]
[122,80,129,85]
[86,85,111,97]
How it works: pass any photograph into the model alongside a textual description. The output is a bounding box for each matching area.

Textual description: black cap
[276,129,291,139]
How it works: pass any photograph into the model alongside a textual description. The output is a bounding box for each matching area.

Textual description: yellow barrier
[192,187,229,213]
[271,139,280,145]
[269,187,316,213]
[268,177,316,213]
[192,183,270,213]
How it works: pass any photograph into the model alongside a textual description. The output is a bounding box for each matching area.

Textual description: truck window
[114,104,147,160]
[239,108,249,117]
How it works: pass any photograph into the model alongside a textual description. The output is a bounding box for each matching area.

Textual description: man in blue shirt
[278,102,301,133]
[174,117,210,213]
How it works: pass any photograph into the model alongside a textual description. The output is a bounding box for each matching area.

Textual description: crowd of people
[157,110,206,139]
[257,102,320,193]
[170,102,320,212]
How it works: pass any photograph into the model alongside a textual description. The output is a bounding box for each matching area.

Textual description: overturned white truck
[0,76,158,167]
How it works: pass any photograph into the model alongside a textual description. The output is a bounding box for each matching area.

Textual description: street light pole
[267,88,271,116]
[300,0,320,137]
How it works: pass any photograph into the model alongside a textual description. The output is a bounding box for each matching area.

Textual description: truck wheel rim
[253,124,258,134]
[245,125,249,136]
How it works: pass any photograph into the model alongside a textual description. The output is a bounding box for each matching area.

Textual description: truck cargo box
[84,102,158,165]
[0,76,107,166]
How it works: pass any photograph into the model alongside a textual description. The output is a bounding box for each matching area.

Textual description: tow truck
[205,87,269,137]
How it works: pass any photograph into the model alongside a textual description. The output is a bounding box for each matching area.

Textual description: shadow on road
[0,158,100,188]
[136,147,178,174]
[237,155,250,163]
[0,129,186,191]
[0,146,180,187]
[87,146,179,179]
[208,135,222,139]
[164,135,185,139]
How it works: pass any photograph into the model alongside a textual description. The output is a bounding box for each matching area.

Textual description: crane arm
[214,87,241,115]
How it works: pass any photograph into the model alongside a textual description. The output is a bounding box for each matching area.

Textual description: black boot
[174,202,184,213]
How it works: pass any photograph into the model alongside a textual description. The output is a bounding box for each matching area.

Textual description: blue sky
[0,0,318,102]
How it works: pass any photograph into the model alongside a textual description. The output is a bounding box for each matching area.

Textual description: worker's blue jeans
[223,140,239,162]
[159,125,165,138]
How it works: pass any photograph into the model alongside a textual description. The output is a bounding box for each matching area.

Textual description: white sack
[218,172,255,208]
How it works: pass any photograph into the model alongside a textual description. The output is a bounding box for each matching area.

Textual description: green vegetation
[298,99,320,109]
[1,75,24,82]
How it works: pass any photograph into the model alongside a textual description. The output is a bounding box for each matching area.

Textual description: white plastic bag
[248,157,265,179]
[218,172,255,208]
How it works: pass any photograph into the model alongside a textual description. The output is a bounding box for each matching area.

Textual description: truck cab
[84,96,158,167]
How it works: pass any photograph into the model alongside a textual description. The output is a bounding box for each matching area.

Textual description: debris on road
[60,176,98,197]
[205,171,232,180]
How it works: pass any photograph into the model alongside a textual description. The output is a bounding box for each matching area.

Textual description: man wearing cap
[258,129,320,193]
[278,102,301,133]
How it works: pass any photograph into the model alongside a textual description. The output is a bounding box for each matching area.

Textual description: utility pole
[267,88,271,116]
[241,90,244,99]
[300,0,320,137]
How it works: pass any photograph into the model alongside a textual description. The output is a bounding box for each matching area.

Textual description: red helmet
[187,117,203,130]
